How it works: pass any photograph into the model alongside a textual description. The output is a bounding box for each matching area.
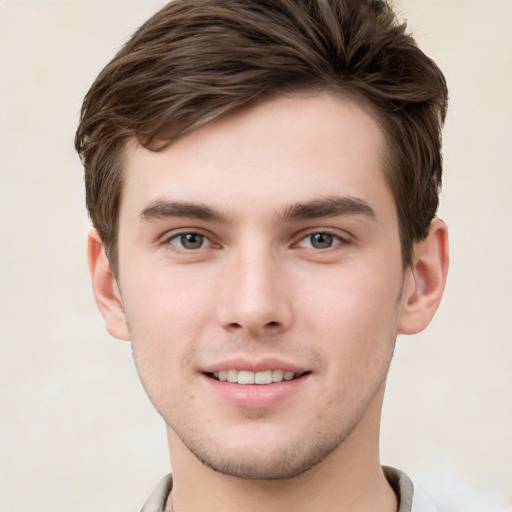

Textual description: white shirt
[141,467,439,512]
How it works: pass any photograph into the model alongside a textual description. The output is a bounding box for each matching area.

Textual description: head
[78,0,449,482]
[76,0,448,277]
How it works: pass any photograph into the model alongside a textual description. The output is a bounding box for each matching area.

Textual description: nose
[215,246,293,337]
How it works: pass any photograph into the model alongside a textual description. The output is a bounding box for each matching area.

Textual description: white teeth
[255,370,272,385]
[271,369,284,382]
[238,370,255,384]
[212,369,298,384]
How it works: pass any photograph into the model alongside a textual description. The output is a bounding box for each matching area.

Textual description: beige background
[1,1,511,511]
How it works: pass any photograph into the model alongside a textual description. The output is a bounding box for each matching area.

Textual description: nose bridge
[216,237,292,334]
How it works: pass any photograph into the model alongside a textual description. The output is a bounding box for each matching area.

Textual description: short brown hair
[75,0,448,274]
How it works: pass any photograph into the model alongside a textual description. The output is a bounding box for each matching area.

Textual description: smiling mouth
[207,369,310,385]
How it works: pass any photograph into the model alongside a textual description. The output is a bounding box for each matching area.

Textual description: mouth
[202,364,312,408]
[206,369,310,385]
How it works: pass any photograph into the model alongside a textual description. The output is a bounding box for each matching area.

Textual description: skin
[88,92,448,512]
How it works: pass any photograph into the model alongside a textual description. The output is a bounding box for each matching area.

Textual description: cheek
[299,261,403,356]
[121,272,208,412]
[120,266,218,376]
[306,258,402,315]
[124,262,216,326]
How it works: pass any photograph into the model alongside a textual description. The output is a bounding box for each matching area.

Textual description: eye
[169,232,210,250]
[297,232,341,249]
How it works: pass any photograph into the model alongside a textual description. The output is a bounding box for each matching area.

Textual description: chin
[176,423,354,481]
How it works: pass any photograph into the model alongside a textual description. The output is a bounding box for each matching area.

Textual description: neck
[165,386,396,512]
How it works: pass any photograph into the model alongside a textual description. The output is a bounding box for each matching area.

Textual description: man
[75,0,449,511]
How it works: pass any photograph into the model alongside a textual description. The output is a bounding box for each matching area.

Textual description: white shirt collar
[141,468,439,512]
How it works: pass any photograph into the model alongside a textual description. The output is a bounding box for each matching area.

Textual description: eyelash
[162,229,348,252]
[166,232,213,251]
[295,231,346,250]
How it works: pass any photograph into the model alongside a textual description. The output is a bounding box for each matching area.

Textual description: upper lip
[201,357,310,374]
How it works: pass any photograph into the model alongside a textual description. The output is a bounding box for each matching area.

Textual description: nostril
[223,318,285,333]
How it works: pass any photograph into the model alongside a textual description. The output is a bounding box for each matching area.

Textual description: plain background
[1,1,511,511]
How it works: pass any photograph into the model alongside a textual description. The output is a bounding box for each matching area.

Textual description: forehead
[120,92,393,222]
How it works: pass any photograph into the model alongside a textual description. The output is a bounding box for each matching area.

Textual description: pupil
[181,233,203,249]
[311,233,333,248]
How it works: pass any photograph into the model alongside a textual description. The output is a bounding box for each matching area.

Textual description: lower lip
[202,374,310,409]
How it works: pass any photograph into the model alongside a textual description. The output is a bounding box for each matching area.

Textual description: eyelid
[293,228,350,249]
[171,233,210,249]
[160,228,219,250]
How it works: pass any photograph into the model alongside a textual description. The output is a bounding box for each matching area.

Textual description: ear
[87,228,130,340]
[398,219,449,335]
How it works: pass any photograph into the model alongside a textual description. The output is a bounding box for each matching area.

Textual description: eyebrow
[278,196,376,222]
[139,200,230,223]
[139,196,376,224]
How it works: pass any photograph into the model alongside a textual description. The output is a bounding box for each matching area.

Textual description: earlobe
[398,219,449,335]
[87,229,130,341]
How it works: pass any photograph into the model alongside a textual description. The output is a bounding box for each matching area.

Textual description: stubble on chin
[167,388,379,482]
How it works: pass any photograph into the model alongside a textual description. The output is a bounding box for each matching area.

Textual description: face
[115,92,413,479]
